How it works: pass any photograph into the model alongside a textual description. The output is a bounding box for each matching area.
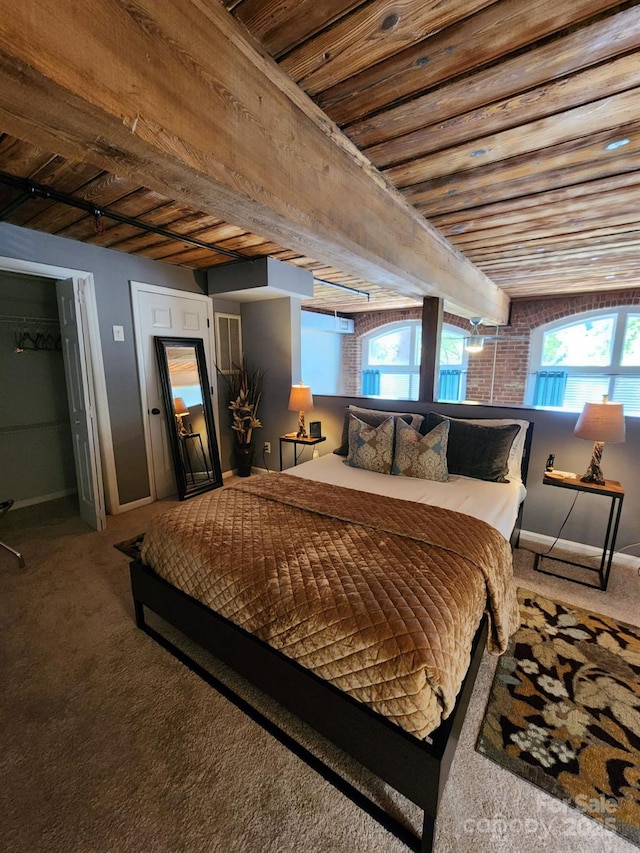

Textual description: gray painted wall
[240,297,300,470]
[304,396,640,554]
[0,223,204,505]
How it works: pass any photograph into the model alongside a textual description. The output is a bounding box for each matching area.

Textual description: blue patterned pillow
[392,418,450,481]
[347,414,394,474]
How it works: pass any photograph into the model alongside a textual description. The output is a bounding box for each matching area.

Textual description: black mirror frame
[154,335,223,500]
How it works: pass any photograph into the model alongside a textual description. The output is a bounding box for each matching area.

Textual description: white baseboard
[12,489,77,510]
[519,529,639,569]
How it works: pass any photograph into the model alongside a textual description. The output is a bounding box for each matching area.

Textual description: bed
[130,409,532,852]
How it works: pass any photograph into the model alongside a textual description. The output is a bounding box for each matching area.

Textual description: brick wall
[338,289,640,401]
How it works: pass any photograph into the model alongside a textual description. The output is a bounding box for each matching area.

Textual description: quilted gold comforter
[141,473,519,739]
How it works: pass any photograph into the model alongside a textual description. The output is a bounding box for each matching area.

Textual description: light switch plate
[112,325,125,342]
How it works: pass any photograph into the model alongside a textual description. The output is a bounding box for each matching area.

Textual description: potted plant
[220,359,264,477]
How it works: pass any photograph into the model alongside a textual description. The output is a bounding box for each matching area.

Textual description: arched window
[527,307,640,414]
[361,321,467,401]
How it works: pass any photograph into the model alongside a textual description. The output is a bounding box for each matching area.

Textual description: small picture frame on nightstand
[309,421,322,438]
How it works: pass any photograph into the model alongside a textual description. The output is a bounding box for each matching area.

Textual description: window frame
[526,306,640,412]
[360,320,468,401]
[361,321,421,399]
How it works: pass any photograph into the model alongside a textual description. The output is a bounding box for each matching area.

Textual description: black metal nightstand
[534,472,624,591]
[279,435,326,470]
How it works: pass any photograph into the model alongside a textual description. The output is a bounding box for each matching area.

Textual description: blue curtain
[438,369,461,401]
[362,369,380,395]
[533,370,567,406]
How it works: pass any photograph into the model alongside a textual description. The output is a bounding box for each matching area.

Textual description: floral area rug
[477,589,640,846]
[114,533,145,561]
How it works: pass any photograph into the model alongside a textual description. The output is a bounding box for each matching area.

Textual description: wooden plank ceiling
[1,0,639,314]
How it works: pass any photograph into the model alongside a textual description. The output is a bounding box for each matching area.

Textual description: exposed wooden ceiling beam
[0,0,508,323]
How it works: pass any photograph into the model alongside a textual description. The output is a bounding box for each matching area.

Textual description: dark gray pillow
[333,408,414,456]
[424,413,519,483]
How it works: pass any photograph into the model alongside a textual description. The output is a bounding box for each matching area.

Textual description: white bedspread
[284,453,526,540]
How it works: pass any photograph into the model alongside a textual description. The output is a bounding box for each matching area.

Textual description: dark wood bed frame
[130,560,487,852]
[129,423,533,852]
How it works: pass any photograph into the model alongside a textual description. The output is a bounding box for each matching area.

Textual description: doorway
[0,257,109,530]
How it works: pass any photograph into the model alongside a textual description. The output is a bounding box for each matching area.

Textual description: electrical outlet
[263,441,271,454]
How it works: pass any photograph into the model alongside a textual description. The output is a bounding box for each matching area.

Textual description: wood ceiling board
[8,172,140,234]
[317,0,623,124]
[163,238,284,266]
[386,88,640,186]
[100,214,252,255]
[347,6,640,150]
[147,246,234,266]
[405,126,640,211]
[475,237,640,266]
[365,53,640,170]
[270,249,305,263]
[23,157,105,198]
[83,201,209,249]
[215,232,273,251]
[231,0,368,58]
[437,199,640,243]
[279,0,495,95]
[0,154,105,228]
[76,196,189,248]
[485,252,640,273]
[0,0,508,323]
[489,270,640,289]
[470,229,640,261]
[446,208,640,248]
[62,194,183,245]
[502,278,640,297]
[429,172,640,230]
[452,212,640,251]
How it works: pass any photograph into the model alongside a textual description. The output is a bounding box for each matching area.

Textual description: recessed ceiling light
[604,139,630,151]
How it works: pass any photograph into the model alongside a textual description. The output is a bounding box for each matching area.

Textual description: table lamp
[573,397,625,485]
[288,382,313,438]
[174,397,190,435]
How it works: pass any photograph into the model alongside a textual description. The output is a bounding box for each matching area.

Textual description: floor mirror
[154,336,223,500]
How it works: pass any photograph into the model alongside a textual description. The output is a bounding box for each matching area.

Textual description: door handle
[151,408,161,415]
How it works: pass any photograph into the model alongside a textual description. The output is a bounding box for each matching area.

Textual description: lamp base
[580,440,606,486]
[297,411,307,438]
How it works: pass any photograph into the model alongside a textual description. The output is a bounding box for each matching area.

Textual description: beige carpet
[1,497,639,853]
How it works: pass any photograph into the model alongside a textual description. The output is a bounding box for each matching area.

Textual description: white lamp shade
[574,401,625,443]
[288,383,313,413]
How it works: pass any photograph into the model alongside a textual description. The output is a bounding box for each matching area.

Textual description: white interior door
[133,286,215,499]
[56,278,106,530]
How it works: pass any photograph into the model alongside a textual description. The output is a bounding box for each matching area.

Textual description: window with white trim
[361,321,467,401]
[438,325,468,401]
[527,307,640,414]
